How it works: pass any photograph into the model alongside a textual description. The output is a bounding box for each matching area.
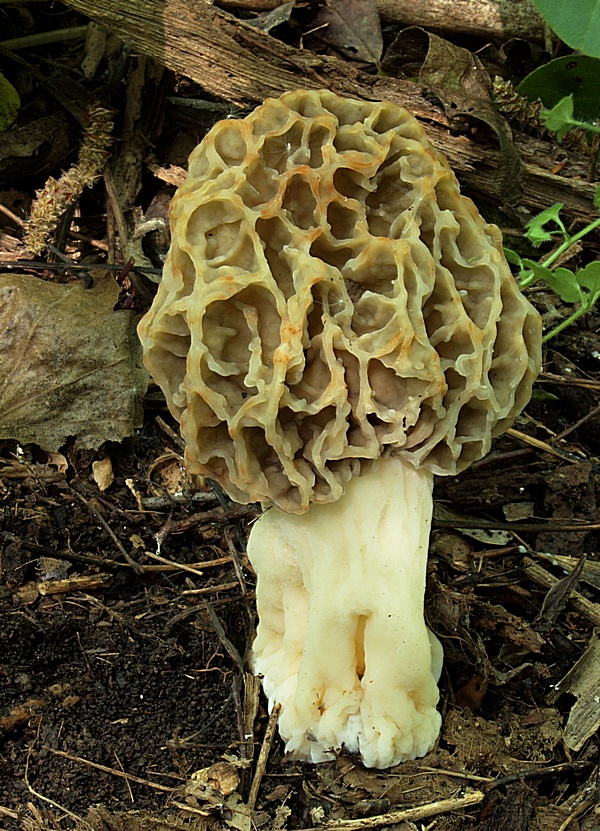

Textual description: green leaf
[524,203,566,246]
[503,246,523,269]
[0,72,20,131]
[594,186,600,211]
[543,267,585,304]
[541,95,577,141]
[576,260,600,301]
[519,56,600,120]
[521,258,555,283]
[531,0,600,57]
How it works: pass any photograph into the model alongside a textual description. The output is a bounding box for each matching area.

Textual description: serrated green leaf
[544,267,584,304]
[0,72,20,131]
[541,94,577,141]
[531,0,600,57]
[524,203,566,245]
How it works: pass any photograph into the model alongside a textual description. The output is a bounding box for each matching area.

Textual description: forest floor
[0,2,599,830]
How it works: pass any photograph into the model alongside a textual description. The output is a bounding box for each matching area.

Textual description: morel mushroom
[138,89,542,769]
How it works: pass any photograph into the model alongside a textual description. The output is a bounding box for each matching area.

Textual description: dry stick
[556,797,595,831]
[143,553,234,572]
[0,201,25,227]
[552,401,600,443]
[488,760,592,791]
[182,580,240,596]
[70,487,144,573]
[295,790,485,831]
[25,748,95,831]
[204,600,245,671]
[247,703,282,810]
[0,805,19,820]
[506,427,586,464]
[539,373,600,391]
[114,750,134,803]
[144,549,232,577]
[224,526,248,596]
[242,672,262,763]
[44,746,176,793]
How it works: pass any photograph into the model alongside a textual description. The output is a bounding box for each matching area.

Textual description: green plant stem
[542,304,590,342]
[519,214,600,288]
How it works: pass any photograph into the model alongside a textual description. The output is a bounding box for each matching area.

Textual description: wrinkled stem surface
[247,456,442,769]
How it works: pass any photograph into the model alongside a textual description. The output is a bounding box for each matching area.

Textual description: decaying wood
[217,0,547,43]
[62,0,597,226]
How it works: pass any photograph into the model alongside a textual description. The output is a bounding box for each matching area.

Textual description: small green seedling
[506,186,600,342]
[541,93,600,141]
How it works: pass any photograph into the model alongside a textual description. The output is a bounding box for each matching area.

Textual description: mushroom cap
[138,89,542,513]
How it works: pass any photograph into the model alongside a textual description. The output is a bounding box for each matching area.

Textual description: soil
[0,3,599,829]
[1,341,599,831]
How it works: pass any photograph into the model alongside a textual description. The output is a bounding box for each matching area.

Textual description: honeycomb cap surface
[138,89,542,513]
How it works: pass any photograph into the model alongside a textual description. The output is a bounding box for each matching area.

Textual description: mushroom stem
[247,455,443,769]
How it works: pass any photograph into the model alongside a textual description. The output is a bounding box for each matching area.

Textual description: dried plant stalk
[23,103,114,256]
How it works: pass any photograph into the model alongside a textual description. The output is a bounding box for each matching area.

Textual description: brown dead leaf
[92,456,114,491]
[314,0,383,65]
[0,272,148,451]
[249,1,295,32]
[416,30,522,210]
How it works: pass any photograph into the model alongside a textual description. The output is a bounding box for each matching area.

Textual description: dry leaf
[92,457,114,491]
[386,28,522,210]
[314,0,383,65]
[0,272,148,451]
[47,451,69,473]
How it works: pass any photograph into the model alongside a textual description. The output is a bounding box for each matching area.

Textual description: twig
[204,600,245,671]
[141,492,217,509]
[0,259,161,277]
[181,581,240,596]
[144,553,234,572]
[103,165,131,258]
[144,551,231,576]
[295,790,485,830]
[420,766,493,783]
[247,703,281,810]
[488,760,593,790]
[0,805,19,819]
[156,414,185,450]
[70,486,144,573]
[506,427,586,463]
[242,672,261,763]
[556,797,594,831]
[144,549,231,578]
[433,518,600,533]
[0,201,25,227]
[114,750,134,803]
[224,527,248,596]
[552,401,600,443]
[43,746,175,793]
[25,747,95,831]
[538,373,600,391]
